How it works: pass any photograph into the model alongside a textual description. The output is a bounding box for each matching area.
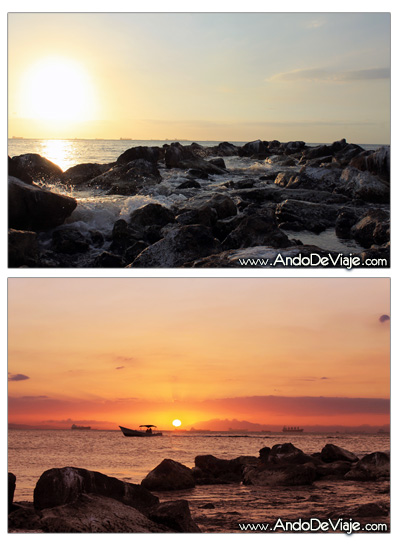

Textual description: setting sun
[17,56,97,123]
[172,419,182,428]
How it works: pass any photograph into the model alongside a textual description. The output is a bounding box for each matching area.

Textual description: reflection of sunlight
[38,139,76,171]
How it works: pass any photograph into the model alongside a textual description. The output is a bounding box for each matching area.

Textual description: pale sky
[8,278,390,429]
[8,12,390,143]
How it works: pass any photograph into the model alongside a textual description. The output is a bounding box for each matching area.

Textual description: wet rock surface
[8,139,390,268]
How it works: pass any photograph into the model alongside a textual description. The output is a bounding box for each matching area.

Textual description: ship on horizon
[71,424,91,430]
[282,426,304,432]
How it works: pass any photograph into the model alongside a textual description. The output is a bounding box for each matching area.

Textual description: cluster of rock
[8,466,201,533]
[8,139,390,267]
[140,443,389,490]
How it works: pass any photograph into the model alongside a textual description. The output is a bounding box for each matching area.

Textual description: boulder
[320,444,358,463]
[239,139,270,158]
[222,210,292,250]
[177,157,227,175]
[243,462,316,486]
[62,162,114,187]
[350,209,390,247]
[10,153,63,183]
[117,146,161,165]
[8,473,16,511]
[8,156,33,184]
[129,224,221,267]
[52,228,90,255]
[350,146,390,182]
[344,452,390,481]
[333,143,365,166]
[259,447,271,463]
[87,159,162,194]
[129,203,175,228]
[267,443,313,465]
[193,454,258,484]
[335,208,363,239]
[275,199,339,233]
[176,179,201,189]
[8,176,77,231]
[141,459,195,491]
[206,142,239,156]
[338,167,390,203]
[148,500,201,533]
[315,460,352,479]
[34,466,159,512]
[92,251,125,268]
[8,229,39,267]
[39,494,169,533]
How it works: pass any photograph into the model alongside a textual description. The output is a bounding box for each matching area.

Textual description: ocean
[9,138,384,264]
[9,428,390,533]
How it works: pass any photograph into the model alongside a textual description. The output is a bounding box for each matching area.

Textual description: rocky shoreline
[8,139,390,268]
[8,443,390,533]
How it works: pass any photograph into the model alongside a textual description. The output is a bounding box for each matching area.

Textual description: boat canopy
[139,424,157,428]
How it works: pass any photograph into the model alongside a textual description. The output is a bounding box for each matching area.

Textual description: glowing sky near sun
[8,278,390,429]
[8,12,390,142]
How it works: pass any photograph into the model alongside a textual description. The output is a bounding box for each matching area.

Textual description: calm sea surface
[8,429,390,502]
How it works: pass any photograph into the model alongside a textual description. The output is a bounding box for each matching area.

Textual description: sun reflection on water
[37,139,78,171]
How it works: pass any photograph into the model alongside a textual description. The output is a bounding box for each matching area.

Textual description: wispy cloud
[269,67,390,82]
[8,373,30,382]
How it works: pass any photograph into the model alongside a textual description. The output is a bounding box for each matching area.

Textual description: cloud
[8,373,30,382]
[379,315,390,323]
[269,67,390,82]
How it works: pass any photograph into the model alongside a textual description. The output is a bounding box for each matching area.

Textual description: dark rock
[350,209,390,247]
[176,179,201,189]
[222,210,292,250]
[239,139,270,158]
[39,494,169,533]
[259,447,271,463]
[62,162,114,187]
[10,153,63,183]
[344,452,390,481]
[8,156,33,184]
[34,466,159,512]
[208,157,226,170]
[8,473,16,511]
[193,454,258,484]
[8,229,39,267]
[117,146,161,165]
[267,443,313,465]
[177,157,226,175]
[199,503,215,509]
[87,159,162,194]
[192,193,237,220]
[129,224,221,267]
[206,142,239,156]
[350,146,390,182]
[333,143,364,166]
[320,444,359,463]
[335,208,362,238]
[52,228,90,254]
[141,459,195,491]
[275,199,339,233]
[129,203,175,228]
[338,167,390,203]
[225,178,257,189]
[93,251,125,268]
[350,501,389,518]
[9,176,77,231]
[148,500,201,533]
[315,461,352,479]
[243,462,316,486]
[187,169,210,179]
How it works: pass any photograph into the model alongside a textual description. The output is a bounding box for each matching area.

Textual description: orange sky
[8,278,390,429]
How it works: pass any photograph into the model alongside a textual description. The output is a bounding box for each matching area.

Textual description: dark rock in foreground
[34,466,159,512]
[141,458,195,491]
[148,500,201,533]
[10,153,63,183]
[8,473,16,511]
[8,176,77,232]
[8,229,39,267]
[321,444,359,463]
[344,452,390,481]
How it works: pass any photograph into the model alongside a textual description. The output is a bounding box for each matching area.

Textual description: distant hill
[187,418,390,433]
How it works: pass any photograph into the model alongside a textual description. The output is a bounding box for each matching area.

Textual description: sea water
[8,428,389,501]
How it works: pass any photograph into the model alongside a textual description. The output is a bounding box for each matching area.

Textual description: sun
[18,56,97,123]
[172,419,182,428]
